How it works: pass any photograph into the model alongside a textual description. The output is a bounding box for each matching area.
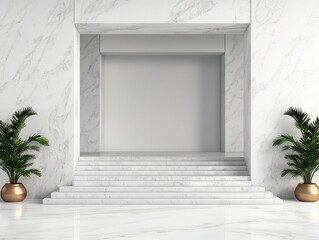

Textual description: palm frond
[273,134,297,146]
[284,107,310,135]
[26,134,49,146]
[274,107,319,184]
[281,168,302,178]
[0,107,48,183]
[10,107,37,138]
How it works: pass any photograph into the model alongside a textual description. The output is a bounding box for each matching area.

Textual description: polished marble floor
[0,200,318,239]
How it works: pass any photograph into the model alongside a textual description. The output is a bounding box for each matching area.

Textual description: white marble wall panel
[224,35,244,153]
[251,0,319,198]
[244,26,251,173]
[4,0,319,200]
[76,23,249,35]
[75,0,250,24]
[0,0,74,198]
[74,28,81,162]
[80,35,100,152]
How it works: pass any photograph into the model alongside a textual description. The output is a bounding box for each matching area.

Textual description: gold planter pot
[294,183,319,202]
[1,183,27,202]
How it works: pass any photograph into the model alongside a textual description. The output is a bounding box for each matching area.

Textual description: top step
[79,152,244,161]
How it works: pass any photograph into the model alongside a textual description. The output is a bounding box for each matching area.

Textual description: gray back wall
[103,55,221,152]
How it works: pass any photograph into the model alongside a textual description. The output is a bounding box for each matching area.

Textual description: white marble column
[224,34,245,153]
[80,35,101,152]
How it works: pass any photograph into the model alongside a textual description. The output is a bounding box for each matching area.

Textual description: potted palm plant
[0,107,49,202]
[273,107,319,202]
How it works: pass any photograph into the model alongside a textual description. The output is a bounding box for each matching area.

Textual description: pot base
[1,183,27,202]
[294,183,319,202]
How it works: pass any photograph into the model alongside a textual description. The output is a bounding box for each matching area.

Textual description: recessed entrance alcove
[80,32,248,154]
[44,24,283,205]
[44,24,282,205]
[102,34,224,152]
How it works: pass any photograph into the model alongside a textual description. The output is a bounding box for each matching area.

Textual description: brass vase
[1,183,27,202]
[294,183,319,202]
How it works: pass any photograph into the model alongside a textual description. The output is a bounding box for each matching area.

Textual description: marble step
[77,161,246,166]
[75,165,248,171]
[50,191,274,199]
[79,155,244,161]
[75,170,249,176]
[73,180,252,186]
[43,197,283,205]
[59,186,265,192]
[73,176,250,181]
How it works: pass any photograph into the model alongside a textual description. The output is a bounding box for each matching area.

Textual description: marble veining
[75,0,250,24]
[80,35,100,152]
[0,0,75,198]
[169,0,216,23]
[75,23,249,35]
[250,0,319,198]
[2,0,318,202]
[0,200,318,239]
[224,35,244,153]
[76,0,129,23]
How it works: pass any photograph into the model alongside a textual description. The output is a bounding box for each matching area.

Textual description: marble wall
[0,0,75,198]
[244,26,251,173]
[224,35,244,153]
[75,0,250,24]
[2,0,319,199]
[251,0,319,198]
[80,35,100,152]
[74,0,250,34]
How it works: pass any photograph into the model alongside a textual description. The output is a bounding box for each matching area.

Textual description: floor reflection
[0,200,318,240]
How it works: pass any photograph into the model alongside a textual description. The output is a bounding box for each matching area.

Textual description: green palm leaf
[273,107,319,184]
[0,107,49,184]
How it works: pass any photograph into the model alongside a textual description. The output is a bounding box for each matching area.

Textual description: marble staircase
[43,153,282,205]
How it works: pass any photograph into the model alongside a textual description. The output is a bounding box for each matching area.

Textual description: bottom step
[50,192,274,199]
[59,186,266,192]
[43,197,283,205]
